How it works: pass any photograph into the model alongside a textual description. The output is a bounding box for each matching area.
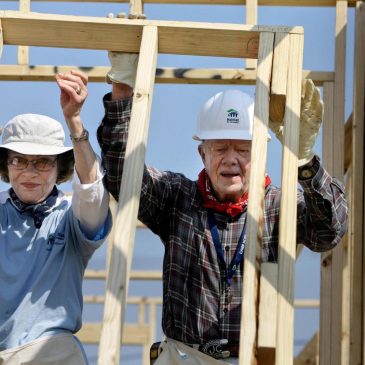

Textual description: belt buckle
[199,339,230,359]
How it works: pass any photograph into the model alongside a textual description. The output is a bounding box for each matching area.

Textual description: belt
[149,339,239,364]
[189,339,239,359]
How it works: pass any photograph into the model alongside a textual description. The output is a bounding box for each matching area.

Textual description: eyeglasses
[7,156,57,172]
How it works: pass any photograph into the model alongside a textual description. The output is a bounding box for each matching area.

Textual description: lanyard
[207,210,246,287]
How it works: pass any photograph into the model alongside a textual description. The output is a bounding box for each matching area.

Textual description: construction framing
[0,1,364,365]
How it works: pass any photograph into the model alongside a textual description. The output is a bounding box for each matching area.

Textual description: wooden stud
[293,331,319,365]
[319,80,334,365]
[1,0,359,6]
[322,82,334,171]
[130,0,144,17]
[269,32,290,124]
[17,0,30,65]
[239,30,274,365]
[257,263,278,365]
[329,3,347,364]
[97,25,158,365]
[350,2,365,364]
[0,64,334,84]
[0,19,3,61]
[245,0,258,69]
[341,171,351,365]
[344,113,352,172]
[276,32,303,365]
[0,11,303,58]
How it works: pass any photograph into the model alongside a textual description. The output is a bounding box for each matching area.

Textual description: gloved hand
[269,79,323,166]
[106,52,139,88]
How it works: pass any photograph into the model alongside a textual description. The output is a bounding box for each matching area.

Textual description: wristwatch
[298,155,320,180]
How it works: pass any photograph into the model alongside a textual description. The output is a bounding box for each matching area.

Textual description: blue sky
[0,2,355,361]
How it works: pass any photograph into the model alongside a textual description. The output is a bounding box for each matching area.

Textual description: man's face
[199,139,251,203]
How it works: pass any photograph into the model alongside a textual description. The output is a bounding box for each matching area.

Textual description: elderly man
[97,53,348,365]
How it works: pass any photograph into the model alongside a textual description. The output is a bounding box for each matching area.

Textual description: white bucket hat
[193,90,255,141]
[0,113,73,155]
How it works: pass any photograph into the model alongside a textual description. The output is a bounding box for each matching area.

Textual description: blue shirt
[0,191,112,350]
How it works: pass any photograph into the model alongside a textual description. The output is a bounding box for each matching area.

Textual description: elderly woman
[0,71,111,364]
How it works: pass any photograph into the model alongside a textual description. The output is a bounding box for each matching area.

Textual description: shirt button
[223,308,228,314]
[225,246,230,251]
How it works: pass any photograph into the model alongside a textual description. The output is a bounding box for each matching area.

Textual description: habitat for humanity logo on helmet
[226,108,239,124]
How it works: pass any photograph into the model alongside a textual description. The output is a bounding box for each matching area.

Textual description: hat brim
[0,142,73,156]
[192,133,271,141]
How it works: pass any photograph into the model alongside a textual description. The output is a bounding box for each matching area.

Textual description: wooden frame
[1,0,359,6]
[0,1,361,364]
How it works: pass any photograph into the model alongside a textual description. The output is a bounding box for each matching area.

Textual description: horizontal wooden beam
[0,11,302,58]
[84,269,162,280]
[77,323,151,345]
[0,65,333,85]
[3,0,358,6]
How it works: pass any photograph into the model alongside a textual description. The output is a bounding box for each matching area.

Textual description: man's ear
[198,144,206,164]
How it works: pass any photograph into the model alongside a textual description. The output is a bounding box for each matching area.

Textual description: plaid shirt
[97,93,348,345]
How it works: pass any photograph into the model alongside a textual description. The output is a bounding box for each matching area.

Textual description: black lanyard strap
[207,210,246,287]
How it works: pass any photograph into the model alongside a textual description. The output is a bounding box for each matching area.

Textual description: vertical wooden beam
[129,0,144,18]
[240,30,274,365]
[333,1,346,176]
[257,263,278,365]
[319,81,334,365]
[341,171,351,365]
[350,2,365,364]
[0,19,3,61]
[322,82,334,171]
[276,32,303,365]
[294,331,319,365]
[269,32,290,124]
[330,3,347,365]
[97,25,158,365]
[245,0,258,69]
[18,0,30,65]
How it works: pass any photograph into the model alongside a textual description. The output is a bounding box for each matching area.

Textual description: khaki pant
[154,338,238,365]
[0,334,87,365]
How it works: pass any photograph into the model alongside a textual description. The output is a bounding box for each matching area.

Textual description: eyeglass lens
[8,157,57,171]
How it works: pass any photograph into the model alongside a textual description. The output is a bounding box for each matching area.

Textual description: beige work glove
[269,79,323,166]
[106,52,139,88]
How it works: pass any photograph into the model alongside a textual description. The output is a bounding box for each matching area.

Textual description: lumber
[330,3,347,365]
[2,0,359,6]
[269,32,290,123]
[0,11,302,58]
[0,64,333,84]
[350,2,365,364]
[344,113,352,171]
[294,331,319,365]
[78,323,151,344]
[84,269,162,280]
[97,25,158,365]
[0,20,2,61]
[245,0,258,69]
[130,0,144,17]
[240,31,274,365]
[276,32,303,365]
[258,263,278,351]
[17,0,30,65]
[322,82,334,172]
[319,81,334,365]
[341,177,351,365]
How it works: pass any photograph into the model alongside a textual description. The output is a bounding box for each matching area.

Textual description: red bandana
[198,169,271,217]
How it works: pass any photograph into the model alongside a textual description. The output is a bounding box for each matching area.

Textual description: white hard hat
[193,90,254,141]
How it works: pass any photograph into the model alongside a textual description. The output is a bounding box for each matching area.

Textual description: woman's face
[7,151,58,204]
